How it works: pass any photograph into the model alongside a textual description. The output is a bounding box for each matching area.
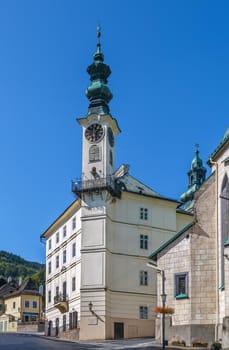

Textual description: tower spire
[97,24,101,45]
[180,146,207,210]
[85,26,113,115]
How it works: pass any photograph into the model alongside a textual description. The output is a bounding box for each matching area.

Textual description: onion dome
[191,149,203,169]
[86,26,113,115]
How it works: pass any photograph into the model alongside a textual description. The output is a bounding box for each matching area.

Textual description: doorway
[114,322,124,339]
[55,318,59,337]
[48,320,52,336]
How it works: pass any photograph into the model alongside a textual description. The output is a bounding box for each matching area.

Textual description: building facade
[149,129,229,347]
[41,29,191,340]
[0,278,42,332]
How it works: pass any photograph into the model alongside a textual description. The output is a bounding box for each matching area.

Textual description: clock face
[108,127,114,147]
[85,123,104,143]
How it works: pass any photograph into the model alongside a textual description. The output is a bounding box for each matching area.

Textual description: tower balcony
[72,175,121,198]
[54,293,69,313]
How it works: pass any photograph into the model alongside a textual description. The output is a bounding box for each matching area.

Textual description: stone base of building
[79,316,155,341]
[45,317,154,341]
[156,318,215,347]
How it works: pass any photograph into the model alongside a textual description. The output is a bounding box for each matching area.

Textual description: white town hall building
[40,29,191,340]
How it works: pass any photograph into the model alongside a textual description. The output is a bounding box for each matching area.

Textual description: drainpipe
[210,158,219,341]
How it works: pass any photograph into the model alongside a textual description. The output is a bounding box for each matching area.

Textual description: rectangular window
[72,217,76,230]
[48,239,52,250]
[25,300,29,308]
[13,302,16,309]
[56,286,59,297]
[140,207,148,220]
[139,306,148,319]
[63,281,67,300]
[48,290,51,303]
[72,242,76,257]
[63,225,67,238]
[72,276,76,291]
[56,232,59,244]
[63,250,67,264]
[32,301,37,309]
[140,234,148,249]
[63,315,66,332]
[56,255,59,268]
[69,312,73,330]
[175,272,189,299]
[73,311,78,328]
[69,311,78,329]
[140,271,148,285]
[48,261,51,274]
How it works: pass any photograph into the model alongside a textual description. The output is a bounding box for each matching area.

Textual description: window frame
[72,276,76,292]
[139,306,148,319]
[140,207,148,220]
[56,255,59,269]
[140,234,148,249]
[48,239,52,250]
[48,290,51,303]
[140,270,148,286]
[72,217,76,230]
[174,272,189,299]
[63,314,67,332]
[72,242,76,257]
[48,261,51,274]
[89,145,101,163]
[63,225,67,238]
[63,249,67,264]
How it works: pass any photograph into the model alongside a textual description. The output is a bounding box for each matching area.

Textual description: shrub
[171,340,186,347]
[192,339,208,347]
[211,342,222,350]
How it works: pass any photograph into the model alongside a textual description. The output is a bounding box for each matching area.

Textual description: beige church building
[40,30,192,340]
[150,128,229,347]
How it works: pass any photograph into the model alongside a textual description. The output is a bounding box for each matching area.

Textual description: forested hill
[0,250,45,287]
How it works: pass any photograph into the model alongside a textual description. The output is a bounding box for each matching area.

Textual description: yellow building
[0,278,42,332]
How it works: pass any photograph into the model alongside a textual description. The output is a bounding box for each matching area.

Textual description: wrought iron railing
[72,175,115,193]
[54,293,69,304]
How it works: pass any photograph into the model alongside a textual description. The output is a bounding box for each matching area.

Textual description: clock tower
[77,27,120,186]
[72,27,121,340]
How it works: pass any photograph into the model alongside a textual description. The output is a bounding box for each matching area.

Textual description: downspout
[210,158,219,341]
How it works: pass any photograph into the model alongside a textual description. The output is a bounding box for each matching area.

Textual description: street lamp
[147,262,167,349]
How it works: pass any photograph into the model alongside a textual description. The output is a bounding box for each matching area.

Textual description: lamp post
[147,262,167,349]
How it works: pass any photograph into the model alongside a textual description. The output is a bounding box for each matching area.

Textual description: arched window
[220,174,229,287]
[89,145,100,162]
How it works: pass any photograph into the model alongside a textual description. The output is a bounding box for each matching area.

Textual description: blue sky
[0,0,228,263]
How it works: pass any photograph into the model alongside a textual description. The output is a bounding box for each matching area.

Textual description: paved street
[0,333,176,350]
